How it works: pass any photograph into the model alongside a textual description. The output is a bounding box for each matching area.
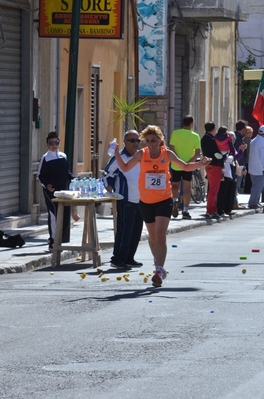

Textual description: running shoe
[152,266,167,287]
[182,211,191,220]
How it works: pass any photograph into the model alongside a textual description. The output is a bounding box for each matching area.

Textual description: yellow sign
[244,69,264,81]
[39,0,124,39]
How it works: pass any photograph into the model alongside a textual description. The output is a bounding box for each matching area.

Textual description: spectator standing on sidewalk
[37,132,75,250]
[169,115,201,220]
[113,125,210,287]
[217,130,246,217]
[201,121,224,219]
[103,130,143,270]
[243,125,253,194]
[248,125,264,209]
[233,120,248,209]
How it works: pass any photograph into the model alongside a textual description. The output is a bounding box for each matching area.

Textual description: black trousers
[111,200,143,264]
[43,189,71,244]
[243,164,252,194]
[217,177,236,214]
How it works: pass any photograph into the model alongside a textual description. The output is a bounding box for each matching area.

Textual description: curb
[0,250,80,275]
[0,208,259,274]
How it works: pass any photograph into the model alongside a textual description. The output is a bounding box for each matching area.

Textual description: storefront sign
[39,0,124,39]
[137,0,167,96]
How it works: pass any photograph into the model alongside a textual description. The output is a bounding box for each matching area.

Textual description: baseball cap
[258,125,264,134]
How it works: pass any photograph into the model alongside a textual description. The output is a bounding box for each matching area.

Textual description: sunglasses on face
[48,141,60,146]
[125,138,140,143]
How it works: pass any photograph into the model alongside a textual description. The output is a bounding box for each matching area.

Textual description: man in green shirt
[169,115,201,219]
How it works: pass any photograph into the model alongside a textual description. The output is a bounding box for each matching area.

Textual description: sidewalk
[0,194,258,274]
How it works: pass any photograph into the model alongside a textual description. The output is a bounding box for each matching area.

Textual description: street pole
[64,0,81,171]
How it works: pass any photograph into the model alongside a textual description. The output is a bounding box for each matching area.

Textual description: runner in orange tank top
[138,146,172,204]
[113,125,211,287]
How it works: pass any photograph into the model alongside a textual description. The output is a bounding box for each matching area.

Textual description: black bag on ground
[0,230,25,248]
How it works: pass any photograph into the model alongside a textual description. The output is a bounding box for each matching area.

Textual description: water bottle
[75,178,81,194]
[69,180,76,191]
[91,178,97,197]
[108,138,117,156]
[80,178,88,198]
[87,177,93,198]
[97,178,104,198]
[69,177,79,191]
[85,178,91,198]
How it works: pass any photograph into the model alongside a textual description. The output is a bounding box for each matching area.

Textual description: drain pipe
[169,24,176,136]
[130,0,139,102]
[56,38,60,133]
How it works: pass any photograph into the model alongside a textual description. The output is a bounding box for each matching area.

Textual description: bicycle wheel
[191,172,202,204]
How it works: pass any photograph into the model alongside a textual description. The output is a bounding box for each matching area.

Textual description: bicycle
[191,167,206,204]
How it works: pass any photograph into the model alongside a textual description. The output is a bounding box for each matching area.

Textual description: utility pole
[64,0,81,170]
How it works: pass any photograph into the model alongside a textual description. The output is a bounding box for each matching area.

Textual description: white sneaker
[152,266,167,287]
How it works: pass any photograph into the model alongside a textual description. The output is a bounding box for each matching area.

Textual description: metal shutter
[0,6,21,216]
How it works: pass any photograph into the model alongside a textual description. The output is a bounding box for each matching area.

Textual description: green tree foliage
[238,55,259,107]
[108,94,149,131]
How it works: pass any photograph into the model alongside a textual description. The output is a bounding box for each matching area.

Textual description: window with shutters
[212,67,220,127]
[222,67,231,127]
[90,66,100,177]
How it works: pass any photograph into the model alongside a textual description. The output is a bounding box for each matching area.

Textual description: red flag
[252,72,264,126]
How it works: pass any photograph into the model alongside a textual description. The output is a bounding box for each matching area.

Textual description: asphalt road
[1,213,264,399]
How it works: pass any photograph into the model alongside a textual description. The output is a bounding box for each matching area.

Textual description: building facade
[0,0,138,221]
[58,1,137,178]
[0,0,249,223]
[237,1,264,70]
[137,0,249,139]
[0,0,33,220]
[237,1,264,132]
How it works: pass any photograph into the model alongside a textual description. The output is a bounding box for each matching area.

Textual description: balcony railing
[170,0,249,22]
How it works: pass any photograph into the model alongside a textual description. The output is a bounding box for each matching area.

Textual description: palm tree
[109,94,149,131]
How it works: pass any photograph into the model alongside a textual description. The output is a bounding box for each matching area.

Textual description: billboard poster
[137,0,167,96]
[39,0,124,39]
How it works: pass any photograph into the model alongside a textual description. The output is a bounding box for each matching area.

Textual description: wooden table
[52,196,117,268]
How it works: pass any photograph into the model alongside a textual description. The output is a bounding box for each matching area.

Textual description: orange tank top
[138,146,172,204]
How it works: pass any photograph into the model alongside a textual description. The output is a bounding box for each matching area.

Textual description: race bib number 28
[145,173,166,190]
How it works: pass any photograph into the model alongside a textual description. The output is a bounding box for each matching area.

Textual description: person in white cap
[248,125,264,209]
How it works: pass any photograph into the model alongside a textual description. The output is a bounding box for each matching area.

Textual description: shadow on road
[187,262,241,268]
[63,286,201,303]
